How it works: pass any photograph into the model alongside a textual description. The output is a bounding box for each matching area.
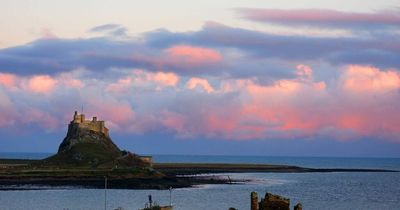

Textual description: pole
[149,195,152,208]
[104,176,107,210]
[169,186,172,206]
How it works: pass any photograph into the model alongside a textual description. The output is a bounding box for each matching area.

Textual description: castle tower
[72,111,86,123]
[73,111,80,123]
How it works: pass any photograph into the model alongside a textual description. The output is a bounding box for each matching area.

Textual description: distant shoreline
[153,162,398,175]
[0,159,397,190]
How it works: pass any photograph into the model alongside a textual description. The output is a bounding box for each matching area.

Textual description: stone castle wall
[71,111,109,136]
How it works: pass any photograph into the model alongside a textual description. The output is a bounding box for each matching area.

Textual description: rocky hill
[41,111,150,168]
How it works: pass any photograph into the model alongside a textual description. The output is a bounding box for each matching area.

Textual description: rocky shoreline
[0,160,397,190]
[0,175,231,190]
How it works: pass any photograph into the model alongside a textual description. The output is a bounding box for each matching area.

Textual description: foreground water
[0,153,399,210]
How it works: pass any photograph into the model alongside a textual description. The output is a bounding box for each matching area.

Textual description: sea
[0,153,399,210]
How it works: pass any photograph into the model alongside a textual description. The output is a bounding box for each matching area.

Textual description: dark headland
[0,111,397,190]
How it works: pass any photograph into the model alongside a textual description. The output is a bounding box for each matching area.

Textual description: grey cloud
[89,24,122,32]
[0,38,139,75]
[144,23,400,69]
[236,8,400,30]
[0,22,398,80]
[89,24,128,37]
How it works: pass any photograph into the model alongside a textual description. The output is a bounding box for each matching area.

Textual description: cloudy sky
[1,0,400,157]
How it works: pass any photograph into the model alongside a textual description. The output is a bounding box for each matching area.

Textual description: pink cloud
[159,110,187,134]
[128,45,223,74]
[59,74,84,89]
[152,72,180,87]
[162,65,399,141]
[84,99,135,131]
[166,45,222,64]
[230,77,326,139]
[204,114,237,135]
[296,64,313,79]
[1,64,399,142]
[0,91,17,127]
[238,8,400,27]
[106,70,179,94]
[0,113,15,127]
[26,75,58,94]
[0,73,17,89]
[341,65,400,92]
[106,76,133,93]
[186,77,214,93]
[22,108,60,131]
[1,73,83,93]
[64,79,83,88]
[132,70,179,87]
[296,64,326,90]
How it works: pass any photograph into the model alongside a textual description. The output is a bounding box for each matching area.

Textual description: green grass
[41,142,122,168]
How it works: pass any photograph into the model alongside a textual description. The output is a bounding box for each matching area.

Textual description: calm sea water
[0,153,399,210]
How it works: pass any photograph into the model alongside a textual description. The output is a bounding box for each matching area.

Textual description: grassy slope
[42,142,122,168]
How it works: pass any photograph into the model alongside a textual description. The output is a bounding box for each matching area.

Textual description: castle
[70,111,109,136]
[64,111,153,166]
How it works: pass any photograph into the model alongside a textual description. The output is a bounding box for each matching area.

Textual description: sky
[1,0,400,157]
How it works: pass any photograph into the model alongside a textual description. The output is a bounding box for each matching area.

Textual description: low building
[138,155,153,167]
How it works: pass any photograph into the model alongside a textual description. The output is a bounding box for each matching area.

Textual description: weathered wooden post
[251,191,258,210]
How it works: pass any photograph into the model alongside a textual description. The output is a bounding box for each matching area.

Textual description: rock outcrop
[58,112,119,153]
[42,111,150,168]
[250,191,300,210]
[259,193,290,210]
[294,203,302,210]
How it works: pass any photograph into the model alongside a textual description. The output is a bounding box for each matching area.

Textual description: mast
[104,176,107,210]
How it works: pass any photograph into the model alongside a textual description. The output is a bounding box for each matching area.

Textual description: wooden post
[251,192,258,210]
